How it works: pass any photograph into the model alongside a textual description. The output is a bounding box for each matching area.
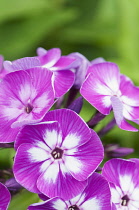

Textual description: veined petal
[15,122,62,150]
[43,109,91,147]
[111,96,138,131]
[80,73,112,115]
[28,197,67,210]
[50,56,75,71]
[39,48,61,68]
[11,57,40,71]
[120,74,139,106]
[64,130,104,181]
[52,70,75,98]
[13,143,52,193]
[37,161,87,200]
[0,183,11,210]
[78,173,112,210]
[102,159,136,195]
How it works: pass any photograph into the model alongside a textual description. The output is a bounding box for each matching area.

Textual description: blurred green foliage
[0,0,139,209]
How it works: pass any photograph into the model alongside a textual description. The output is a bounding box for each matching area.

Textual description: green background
[0,0,139,209]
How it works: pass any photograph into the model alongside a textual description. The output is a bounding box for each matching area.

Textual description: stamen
[25,104,33,114]
[51,147,63,159]
[68,205,80,210]
[121,195,130,206]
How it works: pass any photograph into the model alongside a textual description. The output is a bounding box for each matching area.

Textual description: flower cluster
[0,47,139,210]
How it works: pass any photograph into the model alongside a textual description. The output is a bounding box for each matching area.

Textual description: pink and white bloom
[0,68,54,143]
[4,48,75,98]
[13,109,104,200]
[0,182,11,210]
[80,62,139,131]
[28,172,112,210]
[102,158,139,210]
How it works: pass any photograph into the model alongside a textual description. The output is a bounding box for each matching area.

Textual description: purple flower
[4,48,75,98]
[0,182,11,210]
[0,68,54,143]
[102,158,139,210]
[27,172,112,210]
[80,62,139,131]
[13,109,104,200]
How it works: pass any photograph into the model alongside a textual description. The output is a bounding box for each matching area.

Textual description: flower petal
[39,48,61,68]
[78,173,112,210]
[64,130,104,181]
[0,183,11,210]
[50,56,75,71]
[13,143,51,193]
[28,197,67,210]
[15,122,62,150]
[53,70,75,98]
[111,96,138,131]
[37,161,87,200]
[43,109,92,147]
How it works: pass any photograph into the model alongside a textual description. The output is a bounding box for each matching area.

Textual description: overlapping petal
[37,161,87,200]
[42,109,92,146]
[52,70,75,98]
[64,130,104,181]
[0,183,11,210]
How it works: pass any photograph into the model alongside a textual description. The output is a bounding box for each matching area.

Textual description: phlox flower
[27,172,112,210]
[80,62,139,131]
[102,158,139,210]
[0,182,11,210]
[13,109,104,200]
[4,48,75,98]
[0,68,54,143]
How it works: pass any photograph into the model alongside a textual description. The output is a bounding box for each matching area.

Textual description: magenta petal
[77,173,111,210]
[3,61,14,72]
[102,158,136,188]
[39,48,61,67]
[43,109,91,146]
[120,74,139,106]
[80,73,112,115]
[14,122,62,150]
[28,197,67,210]
[0,183,11,210]
[53,70,75,98]
[64,130,104,181]
[37,161,87,200]
[13,143,50,193]
[50,56,75,71]
[111,96,138,131]
[36,47,47,56]
[11,57,40,70]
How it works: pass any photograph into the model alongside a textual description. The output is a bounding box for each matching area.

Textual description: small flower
[27,172,112,210]
[102,158,139,210]
[4,48,75,98]
[13,109,104,200]
[0,182,11,210]
[80,62,139,131]
[0,68,54,143]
